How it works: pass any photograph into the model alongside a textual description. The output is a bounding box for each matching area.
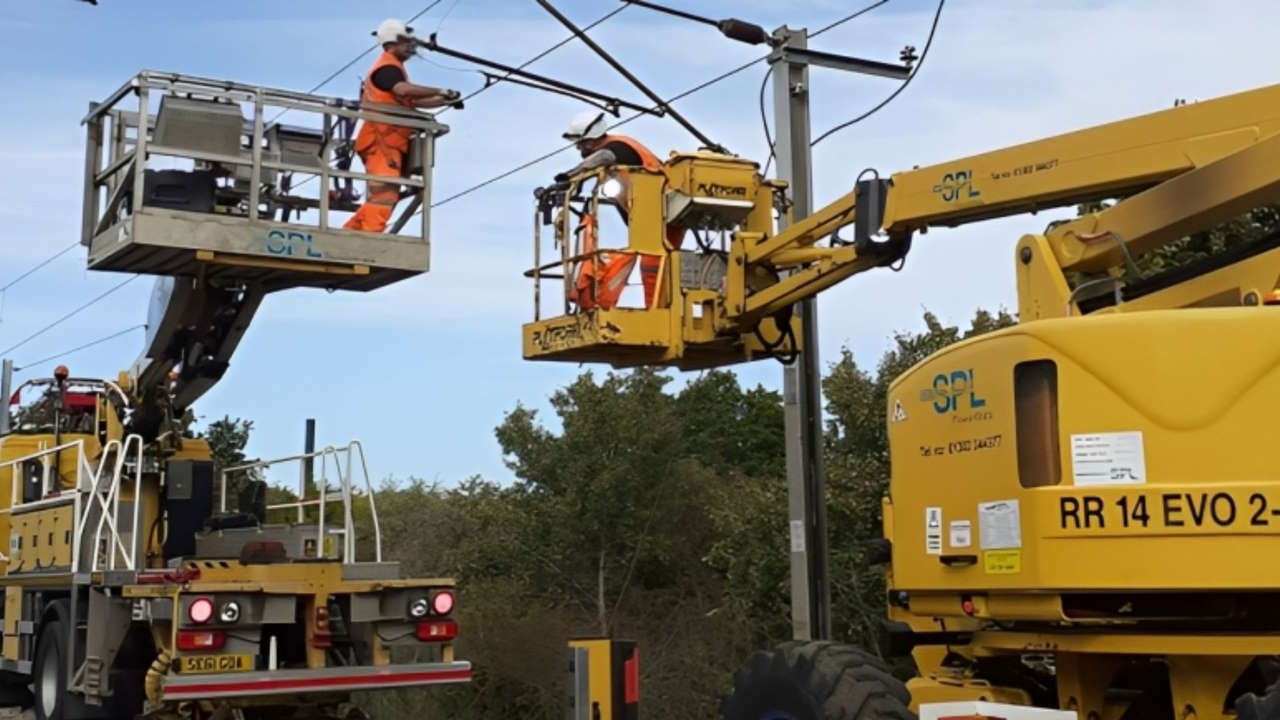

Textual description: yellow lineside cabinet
[568,638,639,720]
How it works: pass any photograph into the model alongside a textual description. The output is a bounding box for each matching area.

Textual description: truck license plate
[177,654,253,674]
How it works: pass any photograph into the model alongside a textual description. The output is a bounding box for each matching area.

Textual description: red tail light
[312,605,332,649]
[415,619,458,642]
[431,590,455,616]
[187,597,215,625]
[177,630,225,651]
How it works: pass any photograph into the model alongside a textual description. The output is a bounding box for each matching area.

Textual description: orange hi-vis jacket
[601,134,661,172]
[344,52,417,233]
[571,135,682,311]
[355,51,416,157]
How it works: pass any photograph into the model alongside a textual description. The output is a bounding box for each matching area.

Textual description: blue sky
[2,0,1278,486]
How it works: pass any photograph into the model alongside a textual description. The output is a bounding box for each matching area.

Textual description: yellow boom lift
[524,80,1280,718]
[0,71,468,720]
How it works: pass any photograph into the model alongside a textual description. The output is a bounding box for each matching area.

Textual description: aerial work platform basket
[81,70,448,291]
[522,153,801,370]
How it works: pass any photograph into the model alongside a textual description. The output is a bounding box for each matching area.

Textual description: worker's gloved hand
[442,89,462,101]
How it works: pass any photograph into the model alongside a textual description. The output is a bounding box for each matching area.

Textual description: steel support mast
[770,27,910,641]
[0,359,12,435]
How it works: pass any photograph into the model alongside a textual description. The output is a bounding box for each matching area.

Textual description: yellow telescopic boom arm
[738,82,1280,325]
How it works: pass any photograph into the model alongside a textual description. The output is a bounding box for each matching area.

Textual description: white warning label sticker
[789,520,805,552]
[925,507,943,555]
[1071,431,1147,487]
[891,400,907,423]
[949,520,972,548]
[978,500,1022,550]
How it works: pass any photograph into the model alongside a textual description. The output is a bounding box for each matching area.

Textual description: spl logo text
[920,369,986,415]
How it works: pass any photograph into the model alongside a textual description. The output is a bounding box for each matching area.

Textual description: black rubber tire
[1237,681,1280,720]
[722,641,915,720]
[33,603,70,720]
[32,601,107,720]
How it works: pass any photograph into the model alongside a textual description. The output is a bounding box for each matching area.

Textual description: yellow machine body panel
[0,431,104,579]
[0,433,101,492]
[2,587,19,661]
[888,308,1280,593]
[8,503,74,574]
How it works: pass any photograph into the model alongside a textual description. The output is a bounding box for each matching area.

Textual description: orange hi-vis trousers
[344,145,403,233]
[638,226,686,308]
[574,220,686,311]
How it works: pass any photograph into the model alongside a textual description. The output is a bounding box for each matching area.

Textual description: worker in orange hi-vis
[556,111,686,310]
[344,19,461,233]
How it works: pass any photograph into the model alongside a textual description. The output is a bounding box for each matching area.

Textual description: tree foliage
[364,369,782,719]
[204,415,253,473]
[224,310,1018,718]
[1066,202,1280,288]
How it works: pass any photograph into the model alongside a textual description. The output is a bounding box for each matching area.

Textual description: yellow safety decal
[983,550,1021,575]
[176,654,253,674]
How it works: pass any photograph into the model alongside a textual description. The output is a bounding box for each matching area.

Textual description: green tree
[393,367,782,719]
[675,370,785,478]
[496,368,703,636]
[204,415,253,473]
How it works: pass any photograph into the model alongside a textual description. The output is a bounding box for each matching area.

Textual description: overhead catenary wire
[0,241,83,324]
[435,0,897,210]
[436,4,630,115]
[758,0,891,175]
[16,324,146,372]
[0,275,140,358]
[811,0,892,37]
[268,0,449,125]
[429,54,767,209]
[0,241,79,294]
[418,0,487,76]
[810,0,945,147]
[287,5,629,194]
[434,0,465,32]
[535,0,725,152]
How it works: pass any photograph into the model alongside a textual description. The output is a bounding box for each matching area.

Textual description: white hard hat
[563,110,607,142]
[374,18,415,46]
